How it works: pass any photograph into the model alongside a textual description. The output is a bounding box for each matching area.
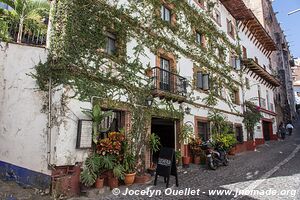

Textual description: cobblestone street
[1,120,299,200]
[74,119,300,200]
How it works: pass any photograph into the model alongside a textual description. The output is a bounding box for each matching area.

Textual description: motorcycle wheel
[207,156,217,170]
[223,154,229,166]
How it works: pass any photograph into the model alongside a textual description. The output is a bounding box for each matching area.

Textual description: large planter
[134,174,151,184]
[124,172,136,186]
[193,156,201,164]
[108,177,118,190]
[95,177,104,189]
[182,156,190,168]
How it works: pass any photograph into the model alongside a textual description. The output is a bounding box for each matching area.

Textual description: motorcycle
[200,141,229,170]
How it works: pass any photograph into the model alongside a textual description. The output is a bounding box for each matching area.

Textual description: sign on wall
[76,119,93,149]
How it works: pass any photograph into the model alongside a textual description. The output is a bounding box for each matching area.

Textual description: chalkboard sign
[76,119,93,149]
[154,147,178,188]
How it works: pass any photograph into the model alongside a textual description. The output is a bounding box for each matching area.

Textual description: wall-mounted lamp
[145,95,154,107]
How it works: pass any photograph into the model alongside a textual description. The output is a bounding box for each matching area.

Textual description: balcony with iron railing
[8,23,47,46]
[151,67,187,102]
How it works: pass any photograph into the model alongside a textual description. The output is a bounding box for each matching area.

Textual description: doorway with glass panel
[159,57,171,91]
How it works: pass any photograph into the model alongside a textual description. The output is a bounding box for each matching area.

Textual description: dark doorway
[262,120,272,141]
[151,118,175,163]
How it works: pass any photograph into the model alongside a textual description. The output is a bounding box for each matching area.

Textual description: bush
[212,134,237,152]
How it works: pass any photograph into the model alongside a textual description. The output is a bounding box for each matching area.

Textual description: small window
[245,78,250,89]
[242,46,247,59]
[230,89,240,105]
[227,19,235,39]
[161,5,171,22]
[235,125,243,143]
[230,55,236,68]
[214,9,221,25]
[160,57,170,71]
[196,71,209,91]
[196,31,202,45]
[197,121,210,141]
[105,32,116,55]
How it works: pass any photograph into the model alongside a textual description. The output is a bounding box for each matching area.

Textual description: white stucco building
[0,0,283,195]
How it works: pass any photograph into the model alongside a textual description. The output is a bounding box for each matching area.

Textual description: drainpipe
[47,78,52,167]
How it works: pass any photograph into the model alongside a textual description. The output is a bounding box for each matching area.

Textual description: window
[214,9,221,25]
[196,31,202,45]
[105,32,116,55]
[242,46,247,59]
[230,89,240,104]
[161,5,171,22]
[227,19,235,39]
[245,77,250,89]
[266,90,270,110]
[197,121,210,141]
[230,55,236,68]
[160,57,171,91]
[235,125,243,143]
[195,71,209,91]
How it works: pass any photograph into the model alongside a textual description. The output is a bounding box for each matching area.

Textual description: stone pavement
[0,179,51,200]
[70,119,300,200]
[1,120,300,200]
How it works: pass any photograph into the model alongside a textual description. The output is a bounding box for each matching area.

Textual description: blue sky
[272,0,300,58]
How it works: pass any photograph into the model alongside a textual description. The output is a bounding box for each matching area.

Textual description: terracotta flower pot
[95,177,104,189]
[108,177,118,190]
[193,156,201,164]
[124,172,136,186]
[182,156,190,168]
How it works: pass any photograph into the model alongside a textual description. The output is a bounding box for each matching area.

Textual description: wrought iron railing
[151,67,187,97]
[8,23,47,46]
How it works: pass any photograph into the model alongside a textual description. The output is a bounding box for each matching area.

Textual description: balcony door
[160,58,171,91]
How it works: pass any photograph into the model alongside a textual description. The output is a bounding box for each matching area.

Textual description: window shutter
[202,74,209,90]
[197,72,203,89]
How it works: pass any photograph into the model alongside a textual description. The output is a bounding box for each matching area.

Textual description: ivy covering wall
[32,0,245,171]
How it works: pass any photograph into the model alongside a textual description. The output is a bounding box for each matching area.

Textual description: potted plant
[179,124,193,167]
[189,137,202,164]
[147,133,161,176]
[80,153,101,188]
[175,150,181,165]
[123,153,136,186]
[108,163,125,190]
[212,134,237,153]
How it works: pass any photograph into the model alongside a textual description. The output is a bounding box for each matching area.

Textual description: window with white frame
[214,9,221,25]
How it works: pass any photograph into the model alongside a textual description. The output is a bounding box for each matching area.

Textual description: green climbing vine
[32,0,244,172]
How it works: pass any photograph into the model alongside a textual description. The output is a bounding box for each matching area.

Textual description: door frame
[262,118,273,141]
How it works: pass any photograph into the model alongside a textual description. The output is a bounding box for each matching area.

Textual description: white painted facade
[0,0,281,181]
[0,43,50,175]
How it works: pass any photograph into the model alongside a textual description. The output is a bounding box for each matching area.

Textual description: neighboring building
[244,0,296,123]
[292,58,300,106]
[0,0,289,194]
